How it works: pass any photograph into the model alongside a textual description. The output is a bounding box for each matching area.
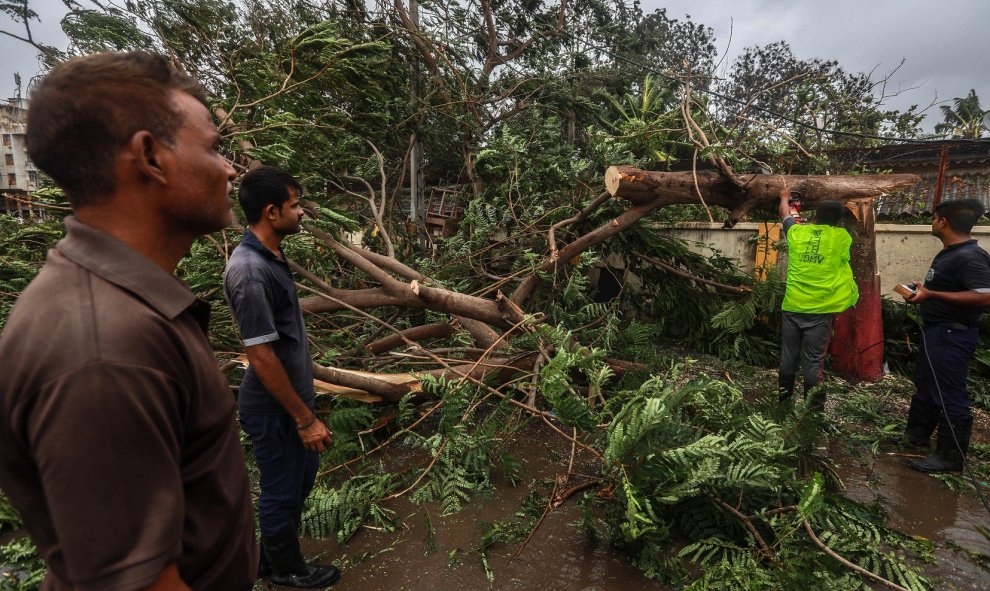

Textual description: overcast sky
[652,0,990,131]
[3,0,988,131]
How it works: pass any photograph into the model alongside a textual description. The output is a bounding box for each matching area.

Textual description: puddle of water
[294,422,666,591]
[301,500,659,591]
[831,441,990,589]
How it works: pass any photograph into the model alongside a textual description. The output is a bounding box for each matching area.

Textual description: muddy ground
[258,356,990,591]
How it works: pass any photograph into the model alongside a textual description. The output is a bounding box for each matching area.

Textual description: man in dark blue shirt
[903,198,990,473]
[224,166,340,587]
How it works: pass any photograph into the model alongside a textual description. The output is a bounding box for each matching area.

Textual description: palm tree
[934,89,990,139]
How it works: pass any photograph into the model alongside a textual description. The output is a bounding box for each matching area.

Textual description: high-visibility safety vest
[782,223,859,314]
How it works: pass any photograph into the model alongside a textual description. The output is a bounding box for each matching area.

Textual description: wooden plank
[313,379,382,403]
[754,222,781,280]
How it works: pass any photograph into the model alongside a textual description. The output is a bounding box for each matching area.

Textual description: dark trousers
[241,413,319,537]
[779,311,835,387]
[914,323,979,422]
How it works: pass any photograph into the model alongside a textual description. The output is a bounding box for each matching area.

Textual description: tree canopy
[935,88,989,139]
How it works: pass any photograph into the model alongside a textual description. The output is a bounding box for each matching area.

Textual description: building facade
[1,98,39,195]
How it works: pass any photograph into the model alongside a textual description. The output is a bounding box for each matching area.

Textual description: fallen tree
[287,166,920,400]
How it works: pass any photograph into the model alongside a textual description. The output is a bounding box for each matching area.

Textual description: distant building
[1,97,41,215]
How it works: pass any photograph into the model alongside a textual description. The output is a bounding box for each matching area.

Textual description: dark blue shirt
[223,229,315,414]
[920,239,990,326]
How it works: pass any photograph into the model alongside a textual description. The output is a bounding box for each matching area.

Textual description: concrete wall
[663,222,990,297]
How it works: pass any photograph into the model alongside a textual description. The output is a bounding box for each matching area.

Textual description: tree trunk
[604,166,921,227]
[830,197,885,381]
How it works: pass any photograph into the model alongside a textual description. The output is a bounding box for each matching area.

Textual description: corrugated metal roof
[830,140,990,169]
[877,170,990,217]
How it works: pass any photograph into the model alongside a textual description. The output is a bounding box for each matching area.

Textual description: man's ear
[263,203,279,221]
[128,131,169,185]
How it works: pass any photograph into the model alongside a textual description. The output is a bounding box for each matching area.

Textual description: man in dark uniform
[903,198,990,473]
[224,166,340,588]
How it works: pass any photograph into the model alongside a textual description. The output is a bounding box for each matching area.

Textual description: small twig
[540,415,604,460]
[803,520,910,591]
[711,495,774,560]
[633,252,751,295]
[553,478,602,508]
[566,427,578,478]
[511,477,559,561]
[383,439,448,501]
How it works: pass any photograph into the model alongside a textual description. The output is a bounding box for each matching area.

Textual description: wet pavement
[833,442,990,590]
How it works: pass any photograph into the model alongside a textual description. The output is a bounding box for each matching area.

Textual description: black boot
[903,396,939,449]
[263,527,340,588]
[805,381,825,411]
[778,374,796,403]
[909,416,972,473]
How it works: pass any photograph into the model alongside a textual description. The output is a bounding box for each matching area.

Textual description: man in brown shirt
[0,52,256,590]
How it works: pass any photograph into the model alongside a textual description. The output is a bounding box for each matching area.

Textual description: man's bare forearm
[929,289,990,308]
[778,188,791,221]
[907,283,990,309]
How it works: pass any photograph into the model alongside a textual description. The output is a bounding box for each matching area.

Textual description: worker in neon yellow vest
[777,188,859,409]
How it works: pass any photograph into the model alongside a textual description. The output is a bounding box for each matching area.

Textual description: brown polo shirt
[0,217,256,590]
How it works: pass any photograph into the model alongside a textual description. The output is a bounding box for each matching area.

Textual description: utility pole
[408,0,423,232]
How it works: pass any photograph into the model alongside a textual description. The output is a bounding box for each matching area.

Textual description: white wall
[664,222,990,297]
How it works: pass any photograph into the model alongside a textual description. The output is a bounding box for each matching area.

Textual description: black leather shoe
[271,563,340,588]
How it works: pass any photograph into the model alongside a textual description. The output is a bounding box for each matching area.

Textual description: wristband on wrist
[297,414,317,431]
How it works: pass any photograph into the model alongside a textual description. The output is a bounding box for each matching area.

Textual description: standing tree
[935,88,989,139]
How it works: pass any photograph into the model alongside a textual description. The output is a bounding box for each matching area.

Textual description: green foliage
[0,537,45,591]
[301,474,397,543]
[405,377,497,515]
[596,368,933,589]
[935,89,989,139]
[0,490,22,531]
[600,75,688,165]
[709,269,784,365]
[0,217,65,325]
[538,327,605,431]
[717,41,924,150]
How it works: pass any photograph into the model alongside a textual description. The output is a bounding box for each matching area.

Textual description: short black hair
[935,198,985,234]
[27,51,206,207]
[238,166,303,224]
[815,200,845,226]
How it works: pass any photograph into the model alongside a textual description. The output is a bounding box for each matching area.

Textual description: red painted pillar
[830,197,884,382]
